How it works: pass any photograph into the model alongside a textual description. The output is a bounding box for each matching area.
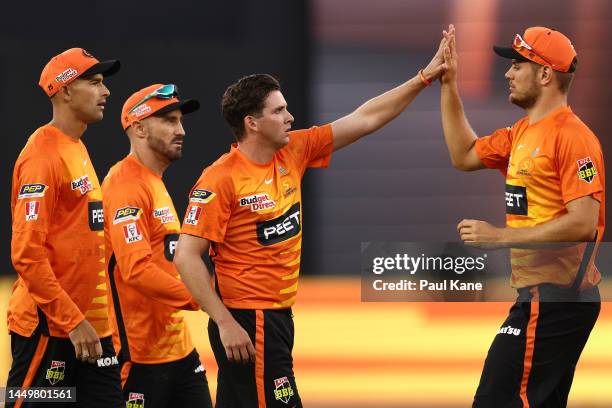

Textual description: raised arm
[331,35,449,151]
[440,25,485,171]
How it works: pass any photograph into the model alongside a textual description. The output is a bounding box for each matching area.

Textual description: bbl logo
[577,157,597,183]
[46,360,65,385]
[273,376,294,404]
[126,392,145,408]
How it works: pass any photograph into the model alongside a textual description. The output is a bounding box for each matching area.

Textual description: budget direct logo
[153,207,176,224]
[190,189,216,204]
[18,183,48,199]
[240,193,276,212]
[71,175,94,195]
[113,206,142,224]
[55,68,78,83]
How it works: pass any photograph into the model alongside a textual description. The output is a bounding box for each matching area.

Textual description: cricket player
[6,48,122,407]
[439,25,604,407]
[174,37,449,407]
[102,84,213,407]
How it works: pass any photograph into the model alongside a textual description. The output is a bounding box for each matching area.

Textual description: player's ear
[131,120,147,139]
[540,65,554,87]
[244,115,258,134]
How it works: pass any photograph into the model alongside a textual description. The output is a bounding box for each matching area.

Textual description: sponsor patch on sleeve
[577,157,597,183]
[25,201,40,221]
[113,206,142,224]
[123,222,142,243]
[18,183,48,199]
[184,205,202,226]
[153,207,176,224]
[190,189,216,204]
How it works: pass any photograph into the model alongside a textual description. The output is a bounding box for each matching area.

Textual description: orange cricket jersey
[103,155,198,364]
[475,106,605,288]
[181,125,334,309]
[9,124,109,338]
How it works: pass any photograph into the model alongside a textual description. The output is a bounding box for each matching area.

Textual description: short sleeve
[105,182,152,258]
[286,124,334,172]
[475,127,513,172]
[556,127,604,204]
[12,156,59,234]
[181,167,233,243]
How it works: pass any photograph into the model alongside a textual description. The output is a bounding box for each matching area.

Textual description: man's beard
[509,81,541,110]
[149,134,182,161]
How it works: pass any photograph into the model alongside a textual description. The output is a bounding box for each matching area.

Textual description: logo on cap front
[131,104,152,118]
[56,68,78,83]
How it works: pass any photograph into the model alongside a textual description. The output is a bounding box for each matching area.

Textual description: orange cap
[39,48,120,97]
[493,27,577,73]
[121,84,200,130]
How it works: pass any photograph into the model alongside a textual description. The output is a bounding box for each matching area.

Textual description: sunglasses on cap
[512,34,553,66]
[128,84,179,114]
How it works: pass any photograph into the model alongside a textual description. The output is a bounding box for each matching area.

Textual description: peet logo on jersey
[127,392,145,408]
[273,376,295,404]
[18,183,48,199]
[153,207,176,224]
[190,189,216,204]
[123,222,142,243]
[71,175,94,195]
[185,205,202,225]
[113,206,142,224]
[240,193,276,212]
[45,360,65,385]
[505,184,528,216]
[577,157,598,183]
[25,201,40,221]
[88,201,104,231]
[164,234,179,261]
[256,202,301,246]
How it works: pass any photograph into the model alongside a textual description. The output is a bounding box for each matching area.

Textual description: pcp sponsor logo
[153,207,176,224]
[185,205,202,225]
[190,189,216,204]
[113,206,142,224]
[256,202,300,246]
[18,183,48,199]
[123,222,142,243]
[240,193,276,212]
[88,201,104,231]
[25,201,40,221]
[505,184,528,216]
[273,376,295,404]
[96,355,119,367]
[46,360,65,385]
[127,392,145,408]
[164,234,179,261]
[55,68,78,83]
[71,175,94,194]
[577,157,597,183]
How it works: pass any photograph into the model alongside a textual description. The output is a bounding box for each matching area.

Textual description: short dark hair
[221,74,281,141]
[529,58,577,94]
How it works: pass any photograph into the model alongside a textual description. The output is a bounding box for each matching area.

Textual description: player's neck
[236,139,277,165]
[49,108,87,140]
[526,92,568,125]
[130,146,169,177]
